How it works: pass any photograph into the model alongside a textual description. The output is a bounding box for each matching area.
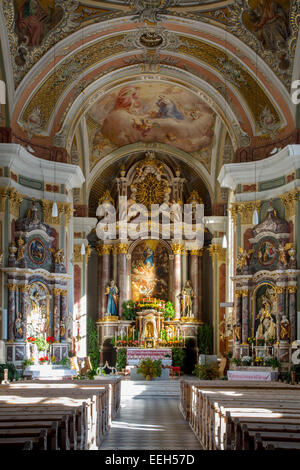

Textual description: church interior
[0,0,300,452]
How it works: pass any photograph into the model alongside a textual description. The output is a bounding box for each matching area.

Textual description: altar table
[127,348,172,366]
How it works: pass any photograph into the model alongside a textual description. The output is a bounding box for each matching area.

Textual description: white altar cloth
[227,370,278,381]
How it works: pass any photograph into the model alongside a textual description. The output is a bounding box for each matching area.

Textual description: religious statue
[278,243,288,268]
[60,320,66,341]
[280,315,290,341]
[288,246,297,269]
[233,323,242,342]
[256,295,276,341]
[17,236,26,261]
[14,312,23,340]
[105,280,119,316]
[236,247,253,274]
[53,248,65,265]
[179,280,195,317]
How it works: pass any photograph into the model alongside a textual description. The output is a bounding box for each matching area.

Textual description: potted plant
[137,358,162,380]
[241,355,252,366]
[265,336,276,346]
[193,362,219,380]
[256,337,265,346]
[264,356,280,369]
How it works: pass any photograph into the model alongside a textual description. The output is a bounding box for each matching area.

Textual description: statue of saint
[280,315,290,341]
[256,295,276,341]
[179,280,195,317]
[14,312,23,340]
[105,280,119,316]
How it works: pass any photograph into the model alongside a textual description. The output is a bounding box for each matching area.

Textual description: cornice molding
[0,144,85,190]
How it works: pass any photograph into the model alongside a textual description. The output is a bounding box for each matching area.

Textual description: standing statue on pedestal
[280,315,290,341]
[14,312,23,340]
[179,280,195,317]
[105,280,119,316]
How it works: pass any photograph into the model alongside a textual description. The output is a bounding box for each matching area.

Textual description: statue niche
[254,284,277,341]
[27,282,50,338]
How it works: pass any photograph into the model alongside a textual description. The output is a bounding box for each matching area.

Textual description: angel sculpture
[51,248,65,264]
[236,247,254,273]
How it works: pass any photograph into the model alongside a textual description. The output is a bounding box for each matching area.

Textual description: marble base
[23,365,77,380]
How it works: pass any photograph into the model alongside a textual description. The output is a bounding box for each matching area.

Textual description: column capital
[117,243,130,254]
[287,285,297,294]
[97,244,114,256]
[190,248,204,256]
[242,290,249,297]
[172,243,184,255]
[275,286,286,295]
[53,287,63,296]
[19,284,30,293]
[208,244,226,262]
[7,283,17,291]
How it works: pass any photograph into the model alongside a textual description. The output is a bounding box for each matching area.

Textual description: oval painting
[28,238,46,265]
[257,238,277,267]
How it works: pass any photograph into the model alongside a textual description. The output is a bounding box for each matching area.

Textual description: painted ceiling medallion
[139,31,164,47]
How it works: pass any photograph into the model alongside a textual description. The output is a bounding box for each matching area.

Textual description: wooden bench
[0,429,48,450]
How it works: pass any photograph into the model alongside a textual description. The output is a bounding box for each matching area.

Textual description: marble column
[126,253,132,301]
[97,250,102,319]
[234,290,242,355]
[172,244,183,319]
[53,288,61,342]
[288,286,297,342]
[100,245,112,317]
[19,285,28,340]
[168,254,174,302]
[276,286,285,342]
[190,250,199,318]
[60,290,68,341]
[117,244,129,317]
[198,250,203,322]
[7,283,16,341]
[181,250,188,285]
[241,290,249,344]
[113,246,118,284]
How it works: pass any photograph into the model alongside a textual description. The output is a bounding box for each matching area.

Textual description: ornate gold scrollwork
[0,186,8,213]
[172,243,184,255]
[280,188,299,219]
[208,244,226,262]
[9,188,23,218]
[230,201,261,226]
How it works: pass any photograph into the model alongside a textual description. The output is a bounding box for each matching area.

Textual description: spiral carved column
[7,283,17,341]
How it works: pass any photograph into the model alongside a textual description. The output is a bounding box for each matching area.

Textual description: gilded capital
[172,243,184,255]
[74,245,83,263]
[7,283,17,291]
[280,189,298,219]
[275,286,285,295]
[53,288,62,296]
[117,243,130,255]
[19,284,30,293]
[208,244,226,262]
[230,201,261,226]
[287,286,297,294]
[242,290,249,297]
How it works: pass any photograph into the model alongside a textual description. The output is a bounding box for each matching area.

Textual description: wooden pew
[0,429,48,450]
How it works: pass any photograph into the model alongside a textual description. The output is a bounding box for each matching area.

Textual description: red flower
[44,356,49,361]
[46,337,54,343]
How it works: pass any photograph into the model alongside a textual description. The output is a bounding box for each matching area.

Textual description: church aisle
[100,380,202,450]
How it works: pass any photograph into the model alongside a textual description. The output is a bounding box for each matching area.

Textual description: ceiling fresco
[87,82,216,163]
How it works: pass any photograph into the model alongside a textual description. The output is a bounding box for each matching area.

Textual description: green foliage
[137,358,162,379]
[22,359,34,369]
[161,329,167,341]
[172,347,186,368]
[58,357,70,367]
[87,318,100,373]
[264,357,280,369]
[116,348,127,371]
[0,363,20,381]
[122,300,136,320]
[193,362,219,380]
[163,301,175,320]
[197,324,213,355]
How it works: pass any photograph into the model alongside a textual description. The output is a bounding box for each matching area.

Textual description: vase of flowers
[137,358,162,380]
[39,356,49,365]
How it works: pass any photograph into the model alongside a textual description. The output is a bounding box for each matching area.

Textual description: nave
[100,380,202,450]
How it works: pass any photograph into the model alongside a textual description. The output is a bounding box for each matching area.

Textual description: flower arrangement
[26,336,54,352]
[136,298,166,312]
[256,337,265,346]
[39,356,49,364]
[241,355,253,366]
[231,357,242,366]
[265,336,276,345]
[254,356,263,365]
[247,337,255,345]
[137,358,162,380]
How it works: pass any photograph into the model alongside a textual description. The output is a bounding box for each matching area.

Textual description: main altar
[95,152,208,367]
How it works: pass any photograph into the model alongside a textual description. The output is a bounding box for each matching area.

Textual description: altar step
[100,380,202,450]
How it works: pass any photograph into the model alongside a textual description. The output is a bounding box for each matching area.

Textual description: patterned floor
[100,379,202,450]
